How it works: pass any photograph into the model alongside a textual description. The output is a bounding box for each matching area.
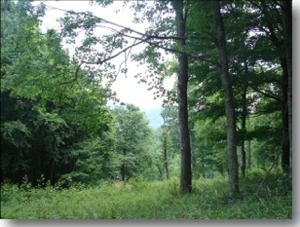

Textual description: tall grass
[0,174,292,219]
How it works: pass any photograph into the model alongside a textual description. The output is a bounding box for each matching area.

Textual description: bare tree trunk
[173,0,192,193]
[281,0,292,172]
[212,0,239,197]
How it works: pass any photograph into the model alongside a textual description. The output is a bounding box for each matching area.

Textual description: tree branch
[61,62,83,85]
[48,5,219,77]
[47,5,181,41]
[249,85,280,101]
[82,39,146,65]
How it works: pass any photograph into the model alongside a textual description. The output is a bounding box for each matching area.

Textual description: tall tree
[281,0,292,171]
[256,0,290,174]
[59,1,194,192]
[172,0,192,193]
[212,0,239,197]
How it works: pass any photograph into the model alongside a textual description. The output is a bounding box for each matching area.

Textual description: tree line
[1,0,292,199]
[1,1,157,186]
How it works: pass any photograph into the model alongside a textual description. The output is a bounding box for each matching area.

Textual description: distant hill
[144,107,163,129]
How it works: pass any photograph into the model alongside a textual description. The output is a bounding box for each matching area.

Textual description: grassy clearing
[0,174,292,219]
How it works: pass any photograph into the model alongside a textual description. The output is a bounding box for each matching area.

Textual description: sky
[35,1,176,114]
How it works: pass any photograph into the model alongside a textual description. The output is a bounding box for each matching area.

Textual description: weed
[0,173,292,219]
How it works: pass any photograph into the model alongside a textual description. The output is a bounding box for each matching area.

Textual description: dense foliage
[1,0,292,219]
[0,1,153,186]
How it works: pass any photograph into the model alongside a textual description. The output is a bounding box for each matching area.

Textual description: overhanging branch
[81,39,146,65]
[249,85,280,101]
[48,5,219,81]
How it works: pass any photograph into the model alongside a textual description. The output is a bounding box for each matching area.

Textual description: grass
[0,173,292,219]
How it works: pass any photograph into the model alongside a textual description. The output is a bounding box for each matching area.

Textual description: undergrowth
[0,173,292,219]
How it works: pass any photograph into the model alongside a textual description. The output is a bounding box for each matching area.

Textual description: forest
[0,0,292,219]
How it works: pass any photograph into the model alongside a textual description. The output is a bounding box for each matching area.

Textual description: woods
[1,0,293,219]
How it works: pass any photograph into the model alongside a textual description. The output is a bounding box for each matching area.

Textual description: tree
[58,0,194,192]
[250,0,291,174]
[211,0,239,197]
[280,0,292,171]
[112,104,151,180]
[182,0,291,193]
[172,0,192,193]
[1,1,117,185]
[160,103,181,179]
[192,117,227,178]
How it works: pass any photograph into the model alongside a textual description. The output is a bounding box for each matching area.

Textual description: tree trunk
[157,164,163,180]
[163,131,169,179]
[50,159,56,184]
[173,0,192,193]
[240,145,246,178]
[281,0,292,171]
[240,86,247,178]
[212,0,239,197]
[121,164,125,181]
[247,140,251,169]
[240,61,249,177]
[280,58,290,174]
